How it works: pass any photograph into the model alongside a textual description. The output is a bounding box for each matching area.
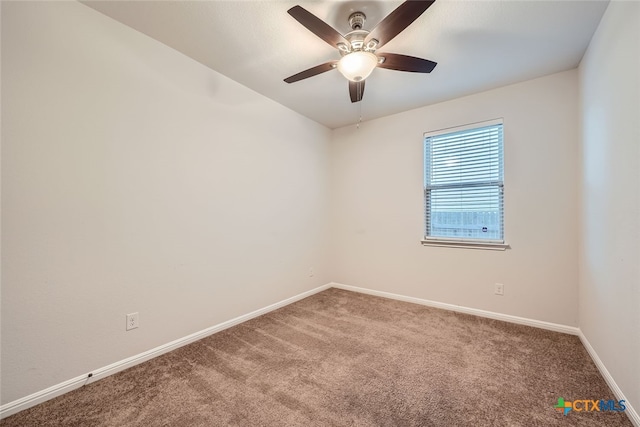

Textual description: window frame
[421,119,509,251]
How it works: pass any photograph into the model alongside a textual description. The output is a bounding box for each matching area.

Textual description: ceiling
[82,0,609,129]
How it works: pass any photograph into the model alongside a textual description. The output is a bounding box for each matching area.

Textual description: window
[423,119,507,250]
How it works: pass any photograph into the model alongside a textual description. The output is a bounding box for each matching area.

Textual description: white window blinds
[424,120,504,243]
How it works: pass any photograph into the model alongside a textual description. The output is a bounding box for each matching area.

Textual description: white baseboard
[331,282,638,426]
[0,283,331,419]
[329,282,580,335]
[578,331,639,426]
[4,282,636,427]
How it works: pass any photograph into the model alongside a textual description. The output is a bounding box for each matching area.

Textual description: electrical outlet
[309,267,314,277]
[126,312,139,331]
[494,283,504,296]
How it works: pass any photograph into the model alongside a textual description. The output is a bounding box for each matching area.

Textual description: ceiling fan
[284,1,437,103]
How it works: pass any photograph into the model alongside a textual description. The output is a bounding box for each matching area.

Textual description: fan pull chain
[357,91,363,129]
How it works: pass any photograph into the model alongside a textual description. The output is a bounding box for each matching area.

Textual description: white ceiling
[82,0,609,129]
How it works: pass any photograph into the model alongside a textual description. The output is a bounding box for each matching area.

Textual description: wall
[579,0,640,415]
[330,70,580,326]
[1,2,331,404]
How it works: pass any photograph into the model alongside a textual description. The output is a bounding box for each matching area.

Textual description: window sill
[421,239,510,251]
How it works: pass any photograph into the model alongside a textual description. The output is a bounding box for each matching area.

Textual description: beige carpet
[0,288,633,426]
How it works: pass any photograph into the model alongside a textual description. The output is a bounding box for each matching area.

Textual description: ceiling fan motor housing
[341,12,379,55]
[341,30,368,54]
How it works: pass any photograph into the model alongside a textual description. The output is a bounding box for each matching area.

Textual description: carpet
[0,288,632,426]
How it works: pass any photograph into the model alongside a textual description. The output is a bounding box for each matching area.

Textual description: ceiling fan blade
[365,1,435,49]
[288,5,349,49]
[284,61,338,83]
[349,80,365,103]
[377,53,437,73]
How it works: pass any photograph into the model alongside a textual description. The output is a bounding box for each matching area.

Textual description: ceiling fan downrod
[348,12,366,30]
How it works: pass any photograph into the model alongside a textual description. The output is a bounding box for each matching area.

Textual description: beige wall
[329,70,580,326]
[579,0,640,414]
[1,2,331,404]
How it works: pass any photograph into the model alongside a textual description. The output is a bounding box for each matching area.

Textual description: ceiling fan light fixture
[337,51,378,82]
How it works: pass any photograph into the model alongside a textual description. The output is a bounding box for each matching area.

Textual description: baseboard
[578,331,639,426]
[5,282,635,426]
[0,283,331,419]
[330,282,580,335]
[331,282,638,425]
